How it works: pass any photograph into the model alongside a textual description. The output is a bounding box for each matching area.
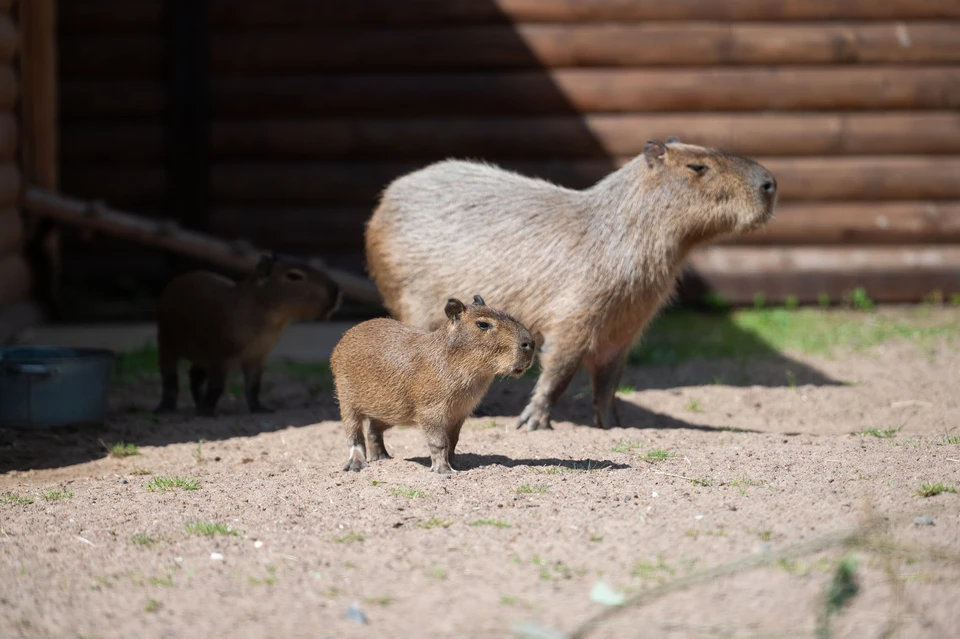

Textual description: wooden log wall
[58,0,960,304]
[0,0,25,310]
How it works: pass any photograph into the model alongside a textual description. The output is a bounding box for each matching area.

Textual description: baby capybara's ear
[445,298,466,322]
[472,295,486,306]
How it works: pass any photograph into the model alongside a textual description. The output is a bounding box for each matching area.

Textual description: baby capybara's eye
[476,321,491,331]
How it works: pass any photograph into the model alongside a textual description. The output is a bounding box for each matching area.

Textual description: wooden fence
[58,0,960,304]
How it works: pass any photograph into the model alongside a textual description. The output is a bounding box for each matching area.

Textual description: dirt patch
[2,311,960,638]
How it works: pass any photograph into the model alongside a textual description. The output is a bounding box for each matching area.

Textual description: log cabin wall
[58,1,960,306]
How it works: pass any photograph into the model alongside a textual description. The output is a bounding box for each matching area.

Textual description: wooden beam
[209,23,960,73]
[206,156,960,205]
[206,112,960,160]
[207,0,960,26]
[22,187,382,306]
[210,67,960,117]
[682,245,960,304]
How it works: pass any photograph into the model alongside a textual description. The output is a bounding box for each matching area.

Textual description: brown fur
[330,295,535,474]
[365,138,778,431]
[155,254,341,416]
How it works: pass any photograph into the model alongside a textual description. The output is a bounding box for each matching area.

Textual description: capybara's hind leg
[154,346,179,414]
[189,365,207,408]
[424,423,456,475]
[364,418,391,461]
[342,409,369,472]
[445,420,466,470]
[242,361,273,413]
[584,347,628,429]
[197,364,226,417]
[516,338,584,432]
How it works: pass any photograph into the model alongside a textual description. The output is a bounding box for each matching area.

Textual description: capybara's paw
[516,406,553,432]
[368,452,392,462]
[250,405,275,414]
[342,458,369,472]
[153,404,176,415]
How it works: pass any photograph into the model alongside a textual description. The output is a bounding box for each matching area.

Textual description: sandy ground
[2,325,960,639]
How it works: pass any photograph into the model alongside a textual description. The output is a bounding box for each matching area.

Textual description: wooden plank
[61,123,164,162]
[210,112,960,159]
[208,0,960,26]
[0,207,21,256]
[210,23,960,73]
[209,157,960,205]
[59,80,166,121]
[59,34,166,77]
[211,202,960,249]
[0,254,31,307]
[211,67,960,117]
[683,245,960,304]
[58,1,165,32]
[733,201,960,245]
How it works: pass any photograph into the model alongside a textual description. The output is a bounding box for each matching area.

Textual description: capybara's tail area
[364,204,405,320]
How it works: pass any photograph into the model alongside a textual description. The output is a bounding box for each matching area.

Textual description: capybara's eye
[476,321,492,331]
[686,164,708,175]
[285,270,306,282]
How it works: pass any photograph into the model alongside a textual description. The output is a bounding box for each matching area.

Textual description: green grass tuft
[611,439,642,453]
[857,426,902,439]
[516,484,549,494]
[643,449,675,462]
[41,488,74,501]
[685,399,704,413]
[471,519,511,529]
[145,476,200,492]
[131,533,157,548]
[917,482,957,498]
[416,518,453,529]
[388,487,425,499]
[184,520,238,537]
[616,384,636,394]
[691,477,713,487]
[334,532,365,543]
[113,344,159,385]
[110,442,139,458]
[0,491,33,505]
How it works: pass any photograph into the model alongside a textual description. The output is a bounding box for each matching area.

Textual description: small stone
[120,478,128,484]
[346,603,368,625]
[694,514,704,520]
[651,491,658,498]
[254,540,264,549]
[210,552,224,561]
[913,516,935,526]
[758,543,772,553]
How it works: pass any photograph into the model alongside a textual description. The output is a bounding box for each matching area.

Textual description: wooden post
[18,0,59,314]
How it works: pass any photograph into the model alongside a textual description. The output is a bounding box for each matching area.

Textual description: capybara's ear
[256,255,274,278]
[445,298,466,322]
[533,330,545,347]
[643,140,668,166]
[666,136,680,144]
[472,295,486,306]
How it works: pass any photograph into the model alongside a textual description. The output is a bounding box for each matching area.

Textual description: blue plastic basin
[0,346,115,428]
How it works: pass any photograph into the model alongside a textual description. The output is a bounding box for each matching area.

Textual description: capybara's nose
[760,173,777,197]
[520,341,533,352]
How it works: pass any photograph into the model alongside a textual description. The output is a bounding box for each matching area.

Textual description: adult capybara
[155,254,341,416]
[331,295,535,475]
[365,138,778,431]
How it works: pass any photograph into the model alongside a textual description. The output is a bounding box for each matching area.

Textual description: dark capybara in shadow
[155,254,340,416]
[366,138,777,431]
[330,295,535,475]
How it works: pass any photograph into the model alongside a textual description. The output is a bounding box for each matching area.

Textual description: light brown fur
[365,138,778,431]
[155,254,341,416]
[330,296,535,474]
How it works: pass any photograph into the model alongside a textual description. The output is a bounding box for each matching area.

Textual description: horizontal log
[58,1,164,33]
[23,187,382,305]
[0,111,17,160]
[210,68,960,117]
[59,34,166,77]
[208,0,960,26]
[0,207,21,256]
[209,23,960,73]
[683,245,960,304]
[59,80,165,121]
[0,15,16,63]
[735,201,960,245]
[208,156,960,205]
[208,112,960,160]
[210,201,960,251]
[0,253,31,308]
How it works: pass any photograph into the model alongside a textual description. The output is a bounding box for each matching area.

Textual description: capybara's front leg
[364,418,392,462]
[516,338,584,432]
[154,346,179,414]
[342,409,369,472]
[188,365,207,408]
[585,347,629,429]
[242,361,273,413]
[197,365,227,417]
[445,419,466,469]
[424,424,457,475]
